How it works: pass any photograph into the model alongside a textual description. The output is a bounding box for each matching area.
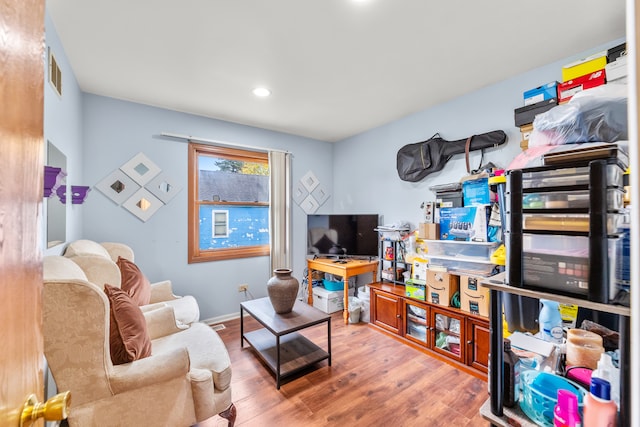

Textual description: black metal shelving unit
[484,158,630,426]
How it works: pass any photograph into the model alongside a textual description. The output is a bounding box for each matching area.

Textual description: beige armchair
[43,256,236,427]
[63,239,200,325]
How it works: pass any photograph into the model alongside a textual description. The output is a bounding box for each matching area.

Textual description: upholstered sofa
[43,256,235,426]
[63,239,200,325]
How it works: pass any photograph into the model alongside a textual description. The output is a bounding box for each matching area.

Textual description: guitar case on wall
[396,130,507,182]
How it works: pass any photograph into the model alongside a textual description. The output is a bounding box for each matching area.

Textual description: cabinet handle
[467,340,473,345]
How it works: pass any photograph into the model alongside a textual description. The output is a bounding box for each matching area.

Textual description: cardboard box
[514,97,558,127]
[418,222,440,240]
[439,206,488,242]
[426,270,459,306]
[520,123,533,151]
[561,51,607,82]
[523,81,558,106]
[459,275,490,317]
[412,258,428,283]
[605,56,627,83]
[607,42,626,63]
[462,176,493,206]
[557,70,606,103]
[312,286,344,314]
[435,190,463,209]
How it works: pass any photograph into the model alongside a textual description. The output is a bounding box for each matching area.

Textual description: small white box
[605,56,628,82]
[313,287,344,314]
[412,258,428,283]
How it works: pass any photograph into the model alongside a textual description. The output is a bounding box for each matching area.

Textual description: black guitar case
[396,130,507,182]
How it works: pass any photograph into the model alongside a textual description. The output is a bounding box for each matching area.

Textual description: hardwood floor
[200,311,489,426]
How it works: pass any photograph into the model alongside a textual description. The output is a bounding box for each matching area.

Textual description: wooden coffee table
[240,297,331,389]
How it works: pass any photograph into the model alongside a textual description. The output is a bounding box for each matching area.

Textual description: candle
[566,329,604,369]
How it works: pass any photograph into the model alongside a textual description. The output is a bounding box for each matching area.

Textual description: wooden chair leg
[218,403,237,427]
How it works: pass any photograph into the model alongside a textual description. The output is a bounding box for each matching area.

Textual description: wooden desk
[306,257,378,324]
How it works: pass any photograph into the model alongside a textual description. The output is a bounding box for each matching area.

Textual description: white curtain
[269,151,291,273]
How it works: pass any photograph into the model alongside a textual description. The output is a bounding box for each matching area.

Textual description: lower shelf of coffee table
[243,329,330,378]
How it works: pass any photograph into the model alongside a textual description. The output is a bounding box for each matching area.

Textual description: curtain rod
[160,132,289,154]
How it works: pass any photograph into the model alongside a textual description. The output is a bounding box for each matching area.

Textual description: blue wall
[44,7,625,320]
[44,12,85,255]
[333,38,626,229]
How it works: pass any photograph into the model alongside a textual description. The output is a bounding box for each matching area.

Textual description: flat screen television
[307,214,379,258]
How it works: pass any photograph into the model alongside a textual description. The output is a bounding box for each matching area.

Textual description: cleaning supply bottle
[503,338,521,408]
[539,299,563,343]
[591,353,620,409]
[554,389,582,427]
[583,377,617,427]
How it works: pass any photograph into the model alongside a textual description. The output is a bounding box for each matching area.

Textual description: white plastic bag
[529,84,628,147]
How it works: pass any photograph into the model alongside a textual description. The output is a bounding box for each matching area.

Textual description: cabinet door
[371,289,402,334]
[466,318,490,374]
[430,307,465,364]
[404,299,430,347]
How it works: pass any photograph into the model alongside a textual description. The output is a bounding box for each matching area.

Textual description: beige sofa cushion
[104,284,152,365]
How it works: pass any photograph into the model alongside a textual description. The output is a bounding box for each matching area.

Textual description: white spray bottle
[539,299,563,343]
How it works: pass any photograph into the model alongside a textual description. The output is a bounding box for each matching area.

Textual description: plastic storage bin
[522,188,624,210]
[520,234,620,298]
[520,164,623,189]
[322,278,344,291]
[421,239,499,260]
[522,213,622,233]
[519,371,586,426]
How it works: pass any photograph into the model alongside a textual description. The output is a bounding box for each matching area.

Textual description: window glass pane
[198,204,269,250]
[213,210,229,237]
[198,155,269,202]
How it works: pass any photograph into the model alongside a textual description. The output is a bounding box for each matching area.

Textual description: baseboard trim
[203,311,249,326]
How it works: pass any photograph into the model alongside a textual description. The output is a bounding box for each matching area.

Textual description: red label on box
[557,69,606,103]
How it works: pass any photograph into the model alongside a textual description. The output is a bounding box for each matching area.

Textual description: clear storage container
[523,213,622,233]
[522,188,624,209]
[521,164,623,189]
[521,234,620,298]
[425,255,498,277]
[420,239,499,260]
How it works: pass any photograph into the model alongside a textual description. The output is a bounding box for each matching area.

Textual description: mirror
[47,141,66,248]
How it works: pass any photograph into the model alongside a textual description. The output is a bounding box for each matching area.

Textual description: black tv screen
[307,214,379,257]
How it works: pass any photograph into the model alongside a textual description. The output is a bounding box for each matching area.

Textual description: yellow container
[561,51,607,82]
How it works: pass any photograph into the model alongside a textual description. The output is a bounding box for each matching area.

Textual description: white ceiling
[47,0,626,142]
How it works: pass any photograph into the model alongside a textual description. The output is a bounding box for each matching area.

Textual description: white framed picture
[122,188,164,222]
[95,169,141,206]
[120,152,161,186]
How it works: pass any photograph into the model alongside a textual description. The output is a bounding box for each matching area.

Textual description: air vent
[48,47,62,96]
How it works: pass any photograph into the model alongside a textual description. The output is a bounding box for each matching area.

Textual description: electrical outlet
[238,284,248,293]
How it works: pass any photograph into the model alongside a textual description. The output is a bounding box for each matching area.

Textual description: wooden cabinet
[371,287,402,334]
[431,306,466,365]
[369,282,489,379]
[466,317,490,374]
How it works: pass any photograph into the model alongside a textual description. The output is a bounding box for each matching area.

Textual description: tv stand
[307,257,379,324]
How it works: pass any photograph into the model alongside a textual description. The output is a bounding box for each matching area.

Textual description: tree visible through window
[188,143,270,262]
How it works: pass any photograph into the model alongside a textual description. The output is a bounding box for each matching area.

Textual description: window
[188,143,270,262]
[212,210,229,238]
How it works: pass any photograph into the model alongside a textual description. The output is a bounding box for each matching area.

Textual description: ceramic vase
[267,268,299,314]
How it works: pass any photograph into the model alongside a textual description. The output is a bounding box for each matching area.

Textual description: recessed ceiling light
[253,87,271,97]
